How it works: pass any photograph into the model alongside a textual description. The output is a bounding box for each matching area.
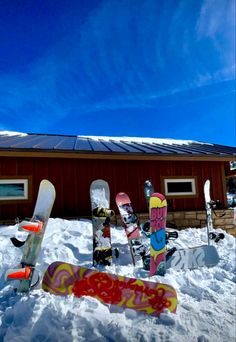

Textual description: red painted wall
[0,156,227,221]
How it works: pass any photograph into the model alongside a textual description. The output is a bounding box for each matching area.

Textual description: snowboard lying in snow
[142,244,220,271]
[166,245,220,270]
[42,261,178,316]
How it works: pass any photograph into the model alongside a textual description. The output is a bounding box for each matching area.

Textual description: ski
[149,193,167,276]
[116,192,149,267]
[6,179,56,292]
[42,261,178,316]
[90,179,113,266]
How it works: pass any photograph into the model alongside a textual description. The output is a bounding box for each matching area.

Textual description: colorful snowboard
[7,179,56,292]
[42,261,177,316]
[166,245,220,270]
[116,192,149,266]
[90,179,113,266]
[150,193,167,276]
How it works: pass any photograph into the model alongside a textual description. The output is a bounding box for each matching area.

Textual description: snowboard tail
[42,261,177,316]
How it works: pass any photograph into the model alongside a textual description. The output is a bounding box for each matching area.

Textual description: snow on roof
[0,130,28,137]
[0,130,214,147]
[78,135,212,146]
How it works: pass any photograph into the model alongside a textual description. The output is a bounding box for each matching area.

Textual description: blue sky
[0,0,235,146]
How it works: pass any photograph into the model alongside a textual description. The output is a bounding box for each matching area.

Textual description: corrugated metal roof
[0,131,235,158]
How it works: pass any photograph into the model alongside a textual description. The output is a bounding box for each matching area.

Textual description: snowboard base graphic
[116,192,148,266]
[42,261,177,316]
[166,245,220,270]
[150,193,167,276]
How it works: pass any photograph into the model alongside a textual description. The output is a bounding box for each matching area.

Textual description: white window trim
[164,178,196,196]
[0,179,28,200]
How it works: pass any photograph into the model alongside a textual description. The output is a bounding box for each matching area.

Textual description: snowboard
[116,192,149,267]
[42,261,178,316]
[204,180,213,245]
[141,179,154,238]
[166,245,220,270]
[150,193,167,277]
[6,179,56,292]
[90,179,114,266]
[142,179,178,238]
[144,179,154,208]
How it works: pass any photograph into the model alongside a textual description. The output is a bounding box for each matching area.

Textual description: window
[0,179,29,200]
[163,178,196,197]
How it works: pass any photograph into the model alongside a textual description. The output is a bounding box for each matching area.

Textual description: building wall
[0,156,227,221]
[137,209,236,237]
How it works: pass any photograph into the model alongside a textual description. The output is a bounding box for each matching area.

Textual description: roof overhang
[0,149,234,162]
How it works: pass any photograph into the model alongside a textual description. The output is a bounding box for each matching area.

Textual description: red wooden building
[0,131,235,224]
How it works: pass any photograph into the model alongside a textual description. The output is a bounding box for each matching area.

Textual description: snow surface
[0,219,235,342]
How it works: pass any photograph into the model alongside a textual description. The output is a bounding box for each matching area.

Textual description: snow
[0,130,212,146]
[78,135,212,146]
[0,131,28,137]
[0,219,235,342]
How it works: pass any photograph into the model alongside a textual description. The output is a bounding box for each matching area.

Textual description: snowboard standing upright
[90,179,114,266]
[204,179,213,245]
[141,180,154,237]
[42,261,178,316]
[116,192,149,267]
[144,179,154,209]
[150,193,167,276]
[6,179,56,292]
[204,179,225,244]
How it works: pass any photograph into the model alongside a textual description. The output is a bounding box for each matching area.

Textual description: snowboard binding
[208,200,222,209]
[92,207,115,218]
[209,232,225,243]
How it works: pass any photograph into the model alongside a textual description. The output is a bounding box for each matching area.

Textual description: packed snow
[0,218,235,342]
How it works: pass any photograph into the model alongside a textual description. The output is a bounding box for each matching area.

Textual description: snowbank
[0,219,235,342]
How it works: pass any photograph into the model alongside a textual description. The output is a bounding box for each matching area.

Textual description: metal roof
[0,132,235,159]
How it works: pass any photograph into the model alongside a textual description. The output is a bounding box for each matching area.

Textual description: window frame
[0,176,32,203]
[162,176,197,198]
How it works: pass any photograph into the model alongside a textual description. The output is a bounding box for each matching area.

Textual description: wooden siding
[0,156,227,221]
